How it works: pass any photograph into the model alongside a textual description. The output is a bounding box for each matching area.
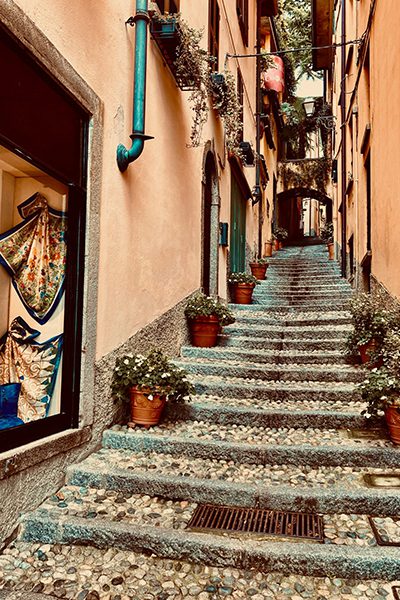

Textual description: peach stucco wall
[11,0,262,357]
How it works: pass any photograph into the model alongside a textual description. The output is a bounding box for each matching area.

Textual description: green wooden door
[230,173,246,272]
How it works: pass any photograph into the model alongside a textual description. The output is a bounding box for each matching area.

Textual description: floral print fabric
[0,192,67,324]
[0,317,63,422]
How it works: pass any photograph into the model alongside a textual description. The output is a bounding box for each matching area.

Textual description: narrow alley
[0,246,399,599]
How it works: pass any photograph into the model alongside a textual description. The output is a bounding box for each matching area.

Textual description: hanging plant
[209,69,243,157]
[173,16,212,147]
[279,157,331,193]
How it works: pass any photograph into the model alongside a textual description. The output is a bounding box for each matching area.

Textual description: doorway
[230,172,246,272]
[202,152,220,296]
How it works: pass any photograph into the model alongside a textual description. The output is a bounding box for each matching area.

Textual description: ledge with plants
[279,158,331,194]
[112,349,195,428]
[184,292,235,347]
[228,272,259,305]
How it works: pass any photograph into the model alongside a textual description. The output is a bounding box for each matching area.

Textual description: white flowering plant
[359,367,400,418]
[111,350,195,403]
[184,292,235,326]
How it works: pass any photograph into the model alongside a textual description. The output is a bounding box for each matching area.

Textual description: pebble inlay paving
[88,448,400,489]
[0,542,397,599]
[190,394,366,414]
[116,420,392,449]
[36,486,379,549]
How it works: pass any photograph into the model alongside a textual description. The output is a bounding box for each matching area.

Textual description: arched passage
[277,187,332,243]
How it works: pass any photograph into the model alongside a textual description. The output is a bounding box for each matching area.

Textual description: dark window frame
[0,27,88,453]
[155,0,180,14]
[209,0,220,72]
[236,0,249,46]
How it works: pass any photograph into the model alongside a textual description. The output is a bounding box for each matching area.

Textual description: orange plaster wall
[11,0,262,357]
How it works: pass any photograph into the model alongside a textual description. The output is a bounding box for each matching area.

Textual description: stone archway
[277,187,332,242]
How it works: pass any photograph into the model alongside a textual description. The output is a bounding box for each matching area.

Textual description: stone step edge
[193,380,357,400]
[178,364,361,384]
[176,358,359,375]
[66,463,400,517]
[166,402,368,429]
[102,431,399,468]
[228,302,347,314]
[19,513,400,580]
[181,349,348,365]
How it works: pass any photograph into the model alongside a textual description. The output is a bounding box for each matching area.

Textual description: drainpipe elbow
[117,133,153,172]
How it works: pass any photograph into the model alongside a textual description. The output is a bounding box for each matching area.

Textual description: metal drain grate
[368,516,400,547]
[363,474,400,488]
[187,504,324,541]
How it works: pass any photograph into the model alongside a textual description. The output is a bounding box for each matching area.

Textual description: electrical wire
[225,35,366,60]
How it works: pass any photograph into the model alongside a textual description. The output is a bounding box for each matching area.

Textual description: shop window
[209,0,220,71]
[236,0,249,46]
[154,0,179,13]
[0,28,88,452]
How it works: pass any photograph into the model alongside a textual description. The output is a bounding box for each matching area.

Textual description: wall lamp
[302,98,336,131]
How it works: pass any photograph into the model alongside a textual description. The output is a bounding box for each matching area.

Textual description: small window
[155,0,179,14]
[236,0,249,46]
[209,0,220,71]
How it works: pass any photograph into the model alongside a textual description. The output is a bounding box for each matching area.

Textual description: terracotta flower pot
[189,315,220,347]
[278,241,283,250]
[231,283,255,304]
[249,262,268,280]
[272,239,279,251]
[264,242,273,257]
[129,386,166,428]
[327,242,334,260]
[385,406,400,445]
[358,339,381,366]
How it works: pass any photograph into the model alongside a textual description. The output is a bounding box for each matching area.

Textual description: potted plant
[249,257,269,280]
[184,292,235,347]
[228,272,259,304]
[112,349,195,428]
[321,222,334,259]
[360,366,400,445]
[274,227,288,249]
[264,239,273,257]
[271,233,279,252]
[346,292,398,366]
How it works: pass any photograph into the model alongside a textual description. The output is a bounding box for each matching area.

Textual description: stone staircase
[1,245,400,599]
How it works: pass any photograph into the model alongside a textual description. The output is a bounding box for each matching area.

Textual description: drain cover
[347,428,388,440]
[363,474,400,488]
[368,516,400,546]
[187,504,324,541]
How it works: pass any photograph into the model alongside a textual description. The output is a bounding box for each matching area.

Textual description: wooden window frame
[236,0,249,46]
[154,0,180,14]
[209,0,220,72]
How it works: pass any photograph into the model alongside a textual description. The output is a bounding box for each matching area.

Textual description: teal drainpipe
[117,0,153,172]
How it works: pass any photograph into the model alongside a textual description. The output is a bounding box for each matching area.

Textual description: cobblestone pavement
[1,246,400,599]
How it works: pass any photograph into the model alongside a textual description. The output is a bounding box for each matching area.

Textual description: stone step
[165,394,368,428]
[101,425,399,469]
[229,303,350,313]
[66,446,400,516]
[174,358,362,384]
[251,301,349,309]
[1,541,395,600]
[190,374,358,402]
[181,345,349,365]
[18,487,400,580]
[167,395,368,429]
[224,323,351,340]
[219,334,346,351]
[230,314,352,327]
